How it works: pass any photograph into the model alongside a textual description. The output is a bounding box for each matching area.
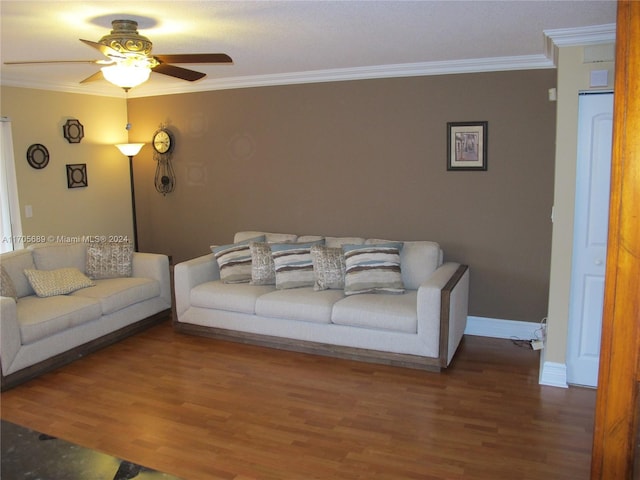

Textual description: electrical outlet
[531,340,544,351]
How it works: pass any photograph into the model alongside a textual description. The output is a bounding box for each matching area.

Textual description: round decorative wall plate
[26,143,50,169]
[63,119,84,143]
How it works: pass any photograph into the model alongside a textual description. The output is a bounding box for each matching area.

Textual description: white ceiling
[0,1,617,98]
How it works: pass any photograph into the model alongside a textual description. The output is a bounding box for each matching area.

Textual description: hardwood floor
[1,320,596,480]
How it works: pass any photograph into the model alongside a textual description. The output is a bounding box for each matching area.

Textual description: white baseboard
[464,316,541,340]
[464,316,568,388]
[539,361,568,388]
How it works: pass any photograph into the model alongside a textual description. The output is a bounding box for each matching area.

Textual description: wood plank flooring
[0,320,596,480]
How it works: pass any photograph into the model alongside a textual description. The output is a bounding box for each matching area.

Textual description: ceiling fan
[5,19,232,90]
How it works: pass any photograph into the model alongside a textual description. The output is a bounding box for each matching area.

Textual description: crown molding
[544,23,616,66]
[0,76,127,98]
[126,54,554,98]
[1,53,554,98]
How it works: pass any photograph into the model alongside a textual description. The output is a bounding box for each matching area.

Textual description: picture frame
[447,121,488,171]
[66,163,88,188]
[62,119,84,144]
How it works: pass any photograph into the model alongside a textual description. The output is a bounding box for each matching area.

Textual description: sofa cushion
[86,242,133,279]
[24,268,95,298]
[0,249,36,298]
[343,243,405,295]
[29,243,87,273]
[213,235,265,284]
[271,241,324,290]
[297,235,324,243]
[234,231,297,244]
[71,277,160,315]
[1,264,18,301]
[331,291,418,333]
[366,239,442,289]
[311,245,345,291]
[325,237,365,248]
[16,295,103,344]
[191,281,275,314]
[249,242,276,285]
[255,287,343,324]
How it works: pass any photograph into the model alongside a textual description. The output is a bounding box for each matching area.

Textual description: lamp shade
[115,143,145,157]
[101,64,151,90]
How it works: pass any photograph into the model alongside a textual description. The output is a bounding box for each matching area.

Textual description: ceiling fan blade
[80,39,125,60]
[152,63,206,81]
[154,53,232,64]
[4,60,111,65]
[79,70,104,84]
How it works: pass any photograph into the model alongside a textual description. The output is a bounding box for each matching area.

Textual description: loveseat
[174,231,469,370]
[0,242,171,390]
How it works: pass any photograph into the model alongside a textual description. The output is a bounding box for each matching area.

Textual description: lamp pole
[115,143,145,251]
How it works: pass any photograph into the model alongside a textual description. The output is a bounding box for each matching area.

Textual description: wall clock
[26,143,49,169]
[152,128,173,154]
[152,127,176,195]
[63,119,84,143]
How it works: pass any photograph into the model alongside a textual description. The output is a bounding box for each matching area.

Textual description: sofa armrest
[417,262,469,367]
[174,253,219,318]
[132,252,171,306]
[1,296,21,376]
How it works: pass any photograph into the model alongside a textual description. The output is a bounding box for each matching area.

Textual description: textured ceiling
[0,0,617,98]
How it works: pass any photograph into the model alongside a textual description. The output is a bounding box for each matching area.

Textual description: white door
[566,92,613,387]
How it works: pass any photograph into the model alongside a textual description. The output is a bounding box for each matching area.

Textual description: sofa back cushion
[366,239,442,290]
[235,231,297,244]
[325,237,365,248]
[0,249,36,298]
[29,243,88,273]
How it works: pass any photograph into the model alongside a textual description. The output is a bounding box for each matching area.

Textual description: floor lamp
[115,143,145,251]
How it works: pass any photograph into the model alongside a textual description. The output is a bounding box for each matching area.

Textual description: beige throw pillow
[86,242,133,279]
[24,267,95,297]
[0,264,18,301]
[310,245,345,291]
[249,242,276,285]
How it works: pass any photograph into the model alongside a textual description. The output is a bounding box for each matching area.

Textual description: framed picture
[447,121,488,171]
[66,163,88,188]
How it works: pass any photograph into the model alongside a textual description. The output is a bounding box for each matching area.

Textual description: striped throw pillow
[212,235,265,284]
[343,242,405,295]
[271,241,324,289]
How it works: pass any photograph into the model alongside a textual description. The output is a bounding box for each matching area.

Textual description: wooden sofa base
[173,322,443,371]
[1,309,171,391]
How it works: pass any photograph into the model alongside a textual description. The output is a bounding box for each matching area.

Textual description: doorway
[566,91,613,387]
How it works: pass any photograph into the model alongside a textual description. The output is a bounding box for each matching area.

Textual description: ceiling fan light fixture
[101,63,151,91]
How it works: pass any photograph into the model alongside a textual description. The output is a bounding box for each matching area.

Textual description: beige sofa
[0,242,171,390]
[174,231,469,370]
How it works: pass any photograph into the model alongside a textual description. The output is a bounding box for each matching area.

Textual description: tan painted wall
[544,45,615,367]
[1,87,131,242]
[126,70,558,322]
